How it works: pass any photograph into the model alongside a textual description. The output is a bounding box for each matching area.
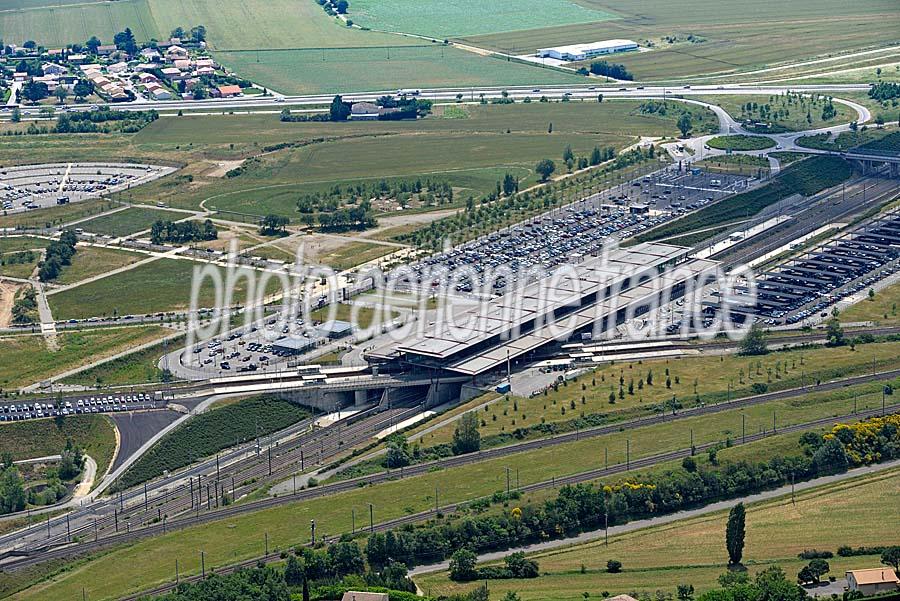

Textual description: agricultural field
[53,246,144,285]
[0,326,167,389]
[46,257,279,320]
[0,415,118,482]
[462,0,900,81]
[0,0,410,51]
[346,0,615,38]
[416,467,900,599]
[115,396,312,489]
[76,207,190,237]
[7,404,884,601]
[214,45,584,95]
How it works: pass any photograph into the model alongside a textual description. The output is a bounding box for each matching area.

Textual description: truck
[495,382,511,394]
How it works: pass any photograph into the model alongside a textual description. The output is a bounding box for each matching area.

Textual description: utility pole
[201,551,205,578]
[626,439,630,470]
[506,467,511,497]
[369,503,374,533]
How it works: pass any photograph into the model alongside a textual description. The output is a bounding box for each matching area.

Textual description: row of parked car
[0,393,155,422]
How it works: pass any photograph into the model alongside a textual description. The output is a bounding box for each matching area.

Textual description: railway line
[3,366,897,572]
[117,403,897,601]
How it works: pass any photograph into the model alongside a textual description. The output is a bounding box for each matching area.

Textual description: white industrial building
[537,39,638,61]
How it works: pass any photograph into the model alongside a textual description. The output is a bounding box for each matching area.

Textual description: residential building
[96,44,118,56]
[846,568,900,596]
[41,63,67,76]
[215,84,243,97]
[350,102,381,120]
[165,45,189,61]
[108,61,128,74]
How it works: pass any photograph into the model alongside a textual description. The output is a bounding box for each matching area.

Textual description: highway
[3,364,897,571]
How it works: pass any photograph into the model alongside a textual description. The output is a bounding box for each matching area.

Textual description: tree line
[38,230,78,282]
[150,220,218,245]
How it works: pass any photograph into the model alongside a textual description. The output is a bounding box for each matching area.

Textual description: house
[41,63,67,76]
[160,67,185,81]
[96,44,118,56]
[846,568,900,596]
[107,61,128,74]
[194,57,216,69]
[146,84,173,100]
[216,84,242,98]
[350,102,381,120]
[195,66,215,76]
[33,74,59,91]
[165,45,189,61]
[173,59,192,71]
[68,53,88,64]
[140,47,161,61]
[340,593,388,601]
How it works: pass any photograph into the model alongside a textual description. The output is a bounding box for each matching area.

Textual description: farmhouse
[96,44,118,57]
[846,568,900,596]
[537,39,638,61]
[350,102,381,120]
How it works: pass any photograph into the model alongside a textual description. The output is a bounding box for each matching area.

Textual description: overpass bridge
[841,149,900,178]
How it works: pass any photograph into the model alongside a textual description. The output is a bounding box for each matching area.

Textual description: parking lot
[0,162,175,214]
[745,210,900,325]
[408,166,752,295]
[1,392,160,422]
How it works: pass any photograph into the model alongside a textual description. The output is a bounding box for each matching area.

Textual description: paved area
[110,410,182,471]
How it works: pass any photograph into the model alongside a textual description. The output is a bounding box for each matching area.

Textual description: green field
[841,281,900,326]
[0,237,48,253]
[317,241,395,271]
[695,154,770,175]
[6,399,884,601]
[415,468,900,598]
[0,415,117,482]
[707,135,776,151]
[0,326,167,389]
[414,340,900,448]
[76,207,189,237]
[115,396,312,490]
[0,199,120,230]
[694,94,858,131]
[54,246,143,285]
[462,0,900,81]
[47,258,282,320]
[60,334,181,388]
[125,101,714,215]
[0,0,411,50]
[214,46,583,95]
[347,0,615,38]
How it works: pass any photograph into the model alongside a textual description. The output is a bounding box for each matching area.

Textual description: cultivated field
[214,46,583,95]
[462,0,900,81]
[346,0,615,38]
[416,467,900,598]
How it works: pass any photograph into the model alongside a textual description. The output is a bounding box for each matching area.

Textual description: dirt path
[0,281,18,328]
[71,455,97,500]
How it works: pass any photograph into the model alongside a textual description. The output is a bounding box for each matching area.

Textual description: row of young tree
[363,414,899,572]
[868,82,900,102]
[149,220,218,245]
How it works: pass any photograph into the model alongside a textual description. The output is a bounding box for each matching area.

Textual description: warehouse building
[537,39,638,61]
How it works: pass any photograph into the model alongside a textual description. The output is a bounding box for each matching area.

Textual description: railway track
[118,403,897,601]
[4,367,897,572]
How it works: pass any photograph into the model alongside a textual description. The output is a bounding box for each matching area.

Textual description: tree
[725,503,745,565]
[738,323,768,356]
[677,584,695,601]
[881,546,900,573]
[452,411,480,455]
[86,36,101,54]
[329,95,350,121]
[54,86,68,104]
[170,27,186,40]
[502,593,522,601]
[73,80,93,100]
[22,81,49,104]
[10,107,21,123]
[800,559,829,585]
[678,113,693,137]
[606,559,622,573]
[501,173,518,196]
[825,317,845,347]
[336,0,349,13]
[449,548,479,581]
[535,158,556,182]
[190,25,207,43]
[563,145,575,163]
[259,214,289,236]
